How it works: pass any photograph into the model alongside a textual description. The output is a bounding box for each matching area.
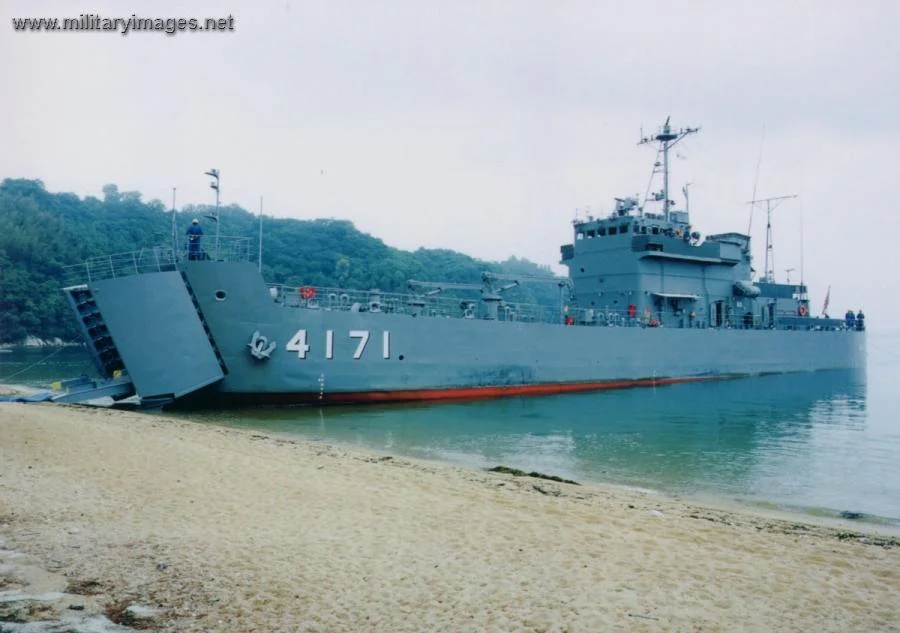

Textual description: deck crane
[485,272,574,322]
[407,272,571,320]
[407,273,519,319]
[406,279,480,317]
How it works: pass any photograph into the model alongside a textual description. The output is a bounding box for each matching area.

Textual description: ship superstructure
[563,118,813,332]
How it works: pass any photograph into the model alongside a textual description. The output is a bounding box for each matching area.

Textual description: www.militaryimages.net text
[11,14,235,35]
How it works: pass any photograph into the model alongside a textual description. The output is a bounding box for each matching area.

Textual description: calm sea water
[4,333,899,524]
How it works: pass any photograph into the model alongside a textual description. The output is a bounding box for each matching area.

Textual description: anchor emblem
[247,330,276,360]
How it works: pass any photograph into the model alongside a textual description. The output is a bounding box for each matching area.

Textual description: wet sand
[1,403,898,632]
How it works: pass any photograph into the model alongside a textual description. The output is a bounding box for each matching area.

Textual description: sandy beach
[1,403,898,632]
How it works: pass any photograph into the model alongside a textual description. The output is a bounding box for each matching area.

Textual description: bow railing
[62,236,254,286]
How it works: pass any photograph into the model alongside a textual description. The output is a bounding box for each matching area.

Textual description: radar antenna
[745,194,797,283]
[639,117,699,222]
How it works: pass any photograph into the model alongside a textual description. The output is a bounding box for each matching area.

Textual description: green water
[0,346,98,385]
[3,336,899,524]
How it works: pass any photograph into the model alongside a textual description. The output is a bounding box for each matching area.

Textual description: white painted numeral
[286,329,310,359]
[286,329,390,360]
[349,330,370,359]
[325,330,334,360]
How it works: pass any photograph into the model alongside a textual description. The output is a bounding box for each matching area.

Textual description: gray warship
[59,119,866,408]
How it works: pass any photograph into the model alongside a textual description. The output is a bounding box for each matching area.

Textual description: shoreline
[4,378,899,533]
[188,409,900,537]
[2,402,899,631]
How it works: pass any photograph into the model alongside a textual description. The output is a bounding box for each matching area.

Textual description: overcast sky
[3,0,898,325]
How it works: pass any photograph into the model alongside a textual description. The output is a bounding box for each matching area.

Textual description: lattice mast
[639,117,699,222]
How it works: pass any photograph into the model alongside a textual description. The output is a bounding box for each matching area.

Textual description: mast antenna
[799,195,804,289]
[171,186,177,256]
[638,116,699,223]
[747,123,765,237]
[682,182,692,214]
[204,168,221,255]
[258,195,264,273]
[745,194,796,282]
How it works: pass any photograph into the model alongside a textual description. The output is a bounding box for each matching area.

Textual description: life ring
[627,304,637,318]
[299,286,316,300]
[798,304,807,317]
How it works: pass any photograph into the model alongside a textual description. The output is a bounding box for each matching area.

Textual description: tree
[101,183,120,203]
[0,178,560,343]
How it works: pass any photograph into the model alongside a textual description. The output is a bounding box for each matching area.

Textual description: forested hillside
[0,178,559,343]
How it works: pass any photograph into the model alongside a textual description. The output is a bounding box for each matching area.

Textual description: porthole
[398,354,405,361]
[214,290,227,301]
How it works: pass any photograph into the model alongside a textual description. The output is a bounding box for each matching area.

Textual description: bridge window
[651,227,659,235]
[641,226,647,234]
[598,227,606,236]
[609,226,617,235]
[586,229,595,238]
[620,224,629,233]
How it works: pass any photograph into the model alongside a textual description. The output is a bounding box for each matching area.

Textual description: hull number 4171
[286,329,390,360]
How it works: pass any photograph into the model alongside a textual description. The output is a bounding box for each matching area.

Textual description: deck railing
[265,284,857,331]
[62,236,254,286]
[267,284,571,325]
[61,241,858,332]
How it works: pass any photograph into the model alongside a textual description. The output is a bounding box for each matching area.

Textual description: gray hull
[64,262,866,407]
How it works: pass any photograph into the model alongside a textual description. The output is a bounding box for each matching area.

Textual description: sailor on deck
[856,310,865,331]
[186,218,203,260]
[845,310,856,330]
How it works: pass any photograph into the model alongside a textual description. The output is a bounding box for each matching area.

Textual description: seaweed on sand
[487,466,580,486]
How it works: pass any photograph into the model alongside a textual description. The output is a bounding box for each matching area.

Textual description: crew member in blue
[856,309,865,331]
[186,218,203,260]
[845,309,856,330]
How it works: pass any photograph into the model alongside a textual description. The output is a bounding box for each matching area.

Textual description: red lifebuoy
[299,286,316,300]
[798,304,808,317]
[627,304,637,318]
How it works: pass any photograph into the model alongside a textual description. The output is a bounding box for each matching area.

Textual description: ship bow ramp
[64,268,227,405]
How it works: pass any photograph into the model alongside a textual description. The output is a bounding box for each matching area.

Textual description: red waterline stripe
[225,374,735,406]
